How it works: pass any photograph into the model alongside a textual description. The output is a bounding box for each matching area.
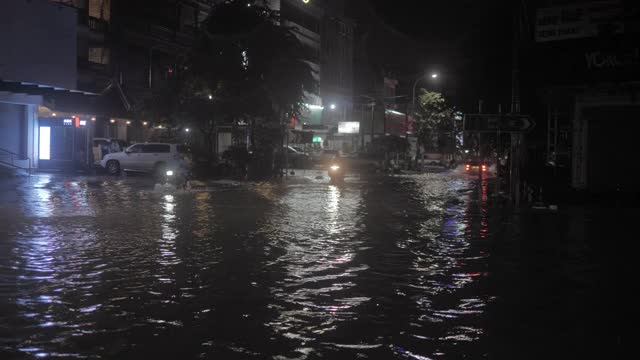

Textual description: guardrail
[0,147,31,175]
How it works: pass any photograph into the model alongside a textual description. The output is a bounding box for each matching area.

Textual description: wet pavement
[0,171,628,359]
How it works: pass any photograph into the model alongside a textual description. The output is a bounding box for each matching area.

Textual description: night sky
[369,0,515,112]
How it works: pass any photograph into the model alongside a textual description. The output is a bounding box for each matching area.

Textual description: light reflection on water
[0,173,500,359]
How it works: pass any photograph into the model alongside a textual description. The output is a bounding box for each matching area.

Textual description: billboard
[535,2,624,43]
[338,122,360,134]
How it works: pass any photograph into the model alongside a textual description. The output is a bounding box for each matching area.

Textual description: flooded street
[0,172,626,359]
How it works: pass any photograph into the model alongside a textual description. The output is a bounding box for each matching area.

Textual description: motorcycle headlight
[166,170,174,176]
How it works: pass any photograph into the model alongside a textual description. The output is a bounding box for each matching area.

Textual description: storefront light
[386,110,404,116]
[39,127,51,160]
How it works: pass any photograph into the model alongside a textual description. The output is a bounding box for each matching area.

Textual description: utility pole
[361,103,365,149]
[370,102,374,143]
[497,104,502,197]
[510,0,524,207]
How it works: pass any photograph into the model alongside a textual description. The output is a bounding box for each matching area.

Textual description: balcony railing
[88,16,108,33]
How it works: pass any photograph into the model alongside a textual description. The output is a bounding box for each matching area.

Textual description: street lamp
[412,72,439,112]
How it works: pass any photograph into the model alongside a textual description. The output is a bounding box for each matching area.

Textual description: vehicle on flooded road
[327,163,345,182]
[465,159,488,174]
[101,143,192,176]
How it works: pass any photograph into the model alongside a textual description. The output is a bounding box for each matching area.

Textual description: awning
[0,79,132,118]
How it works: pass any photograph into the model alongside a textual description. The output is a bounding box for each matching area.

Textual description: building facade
[269,0,355,150]
[1,0,82,172]
[524,0,640,193]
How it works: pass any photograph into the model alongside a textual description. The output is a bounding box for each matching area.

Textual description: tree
[138,1,317,177]
[186,0,318,178]
[413,90,455,167]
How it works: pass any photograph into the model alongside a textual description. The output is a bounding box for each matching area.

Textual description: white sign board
[536,1,623,42]
[338,122,360,134]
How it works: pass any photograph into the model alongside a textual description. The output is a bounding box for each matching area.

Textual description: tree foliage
[190,1,317,142]
[414,90,455,153]
[139,0,318,176]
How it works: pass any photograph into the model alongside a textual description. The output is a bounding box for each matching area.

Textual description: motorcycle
[162,159,191,190]
[328,164,345,183]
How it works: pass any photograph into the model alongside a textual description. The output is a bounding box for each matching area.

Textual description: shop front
[37,116,91,171]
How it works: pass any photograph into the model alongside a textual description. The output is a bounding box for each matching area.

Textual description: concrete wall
[0,0,77,89]
[0,103,25,155]
[0,100,39,169]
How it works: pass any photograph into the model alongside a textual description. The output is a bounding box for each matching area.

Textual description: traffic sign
[464,114,535,132]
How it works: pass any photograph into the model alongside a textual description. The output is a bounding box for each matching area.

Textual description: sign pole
[496,104,502,198]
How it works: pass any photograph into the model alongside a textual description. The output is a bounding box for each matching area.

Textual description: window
[89,0,111,22]
[143,144,170,153]
[127,145,143,153]
[88,47,110,65]
[181,4,197,28]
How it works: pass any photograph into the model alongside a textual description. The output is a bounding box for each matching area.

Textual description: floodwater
[0,172,626,359]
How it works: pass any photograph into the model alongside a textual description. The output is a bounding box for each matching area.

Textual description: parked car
[92,138,128,166]
[101,143,192,175]
[284,146,311,168]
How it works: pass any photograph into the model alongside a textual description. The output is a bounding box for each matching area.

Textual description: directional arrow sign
[463,114,535,132]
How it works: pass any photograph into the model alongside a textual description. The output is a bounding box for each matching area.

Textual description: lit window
[88,47,110,65]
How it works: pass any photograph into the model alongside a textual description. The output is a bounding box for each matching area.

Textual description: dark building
[343,0,428,145]
[1,0,87,172]
[520,0,640,195]
[270,0,355,150]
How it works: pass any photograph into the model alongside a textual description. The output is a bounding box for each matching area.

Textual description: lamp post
[411,72,439,113]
